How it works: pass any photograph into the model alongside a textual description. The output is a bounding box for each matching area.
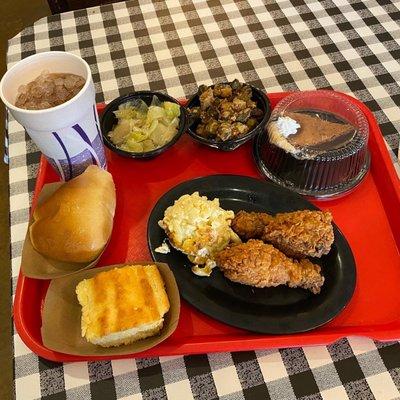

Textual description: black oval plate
[147,175,356,334]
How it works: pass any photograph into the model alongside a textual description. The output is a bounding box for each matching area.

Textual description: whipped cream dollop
[276,116,300,137]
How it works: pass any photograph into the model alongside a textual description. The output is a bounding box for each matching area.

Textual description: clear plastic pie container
[253,90,370,199]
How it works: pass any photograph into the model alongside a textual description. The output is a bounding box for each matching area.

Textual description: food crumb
[191,260,216,277]
[155,242,170,254]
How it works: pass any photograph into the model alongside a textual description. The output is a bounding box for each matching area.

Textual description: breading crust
[215,239,324,294]
[231,210,334,259]
[262,210,334,258]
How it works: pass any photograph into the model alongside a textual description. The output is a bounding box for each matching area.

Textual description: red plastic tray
[14,92,400,362]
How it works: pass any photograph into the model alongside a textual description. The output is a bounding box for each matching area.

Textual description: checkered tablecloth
[6,1,400,399]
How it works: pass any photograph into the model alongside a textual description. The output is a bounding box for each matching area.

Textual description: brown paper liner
[21,182,109,279]
[41,262,180,356]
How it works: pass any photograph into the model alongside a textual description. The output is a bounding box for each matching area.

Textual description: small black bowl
[185,84,271,151]
[101,91,188,159]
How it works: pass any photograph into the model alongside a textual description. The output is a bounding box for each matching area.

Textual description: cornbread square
[75,264,170,347]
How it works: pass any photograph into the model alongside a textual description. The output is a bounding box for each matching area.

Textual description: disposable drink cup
[0,51,106,180]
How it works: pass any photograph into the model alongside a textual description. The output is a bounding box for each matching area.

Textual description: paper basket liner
[21,182,111,279]
[41,262,180,356]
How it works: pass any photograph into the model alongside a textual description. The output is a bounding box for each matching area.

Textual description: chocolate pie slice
[268,111,356,158]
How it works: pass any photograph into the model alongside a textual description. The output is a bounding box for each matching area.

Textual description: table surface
[6,1,400,399]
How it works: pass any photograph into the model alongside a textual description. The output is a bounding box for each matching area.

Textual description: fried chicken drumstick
[215,240,324,294]
[262,210,334,258]
[231,210,334,258]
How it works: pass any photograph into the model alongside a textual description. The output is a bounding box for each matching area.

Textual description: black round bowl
[185,84,271,151]
[100,91,188,159]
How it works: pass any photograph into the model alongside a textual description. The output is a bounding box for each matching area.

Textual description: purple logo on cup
[48,109,106,181]
[50,132,106,181]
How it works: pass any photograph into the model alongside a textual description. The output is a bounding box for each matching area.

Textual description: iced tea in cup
[0,51,106,180]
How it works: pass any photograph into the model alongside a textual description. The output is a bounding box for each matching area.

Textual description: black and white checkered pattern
[7,1,400,399]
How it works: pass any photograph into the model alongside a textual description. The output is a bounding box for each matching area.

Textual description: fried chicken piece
[231,211,273,240]
[262,210,334,259]
[232,210,334,258]
[215,240,324,294]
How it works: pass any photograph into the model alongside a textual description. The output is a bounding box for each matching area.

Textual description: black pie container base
[254,90,371,199]
[253,131,370,199]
